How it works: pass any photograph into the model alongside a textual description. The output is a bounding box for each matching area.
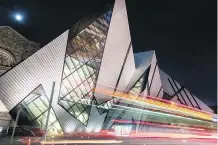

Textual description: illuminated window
[10,85,63,134]
[58,9,112,126]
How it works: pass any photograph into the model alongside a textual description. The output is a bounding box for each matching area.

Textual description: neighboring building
[0,0,216,135]
[0,26,40,132]
[0,26,40,75]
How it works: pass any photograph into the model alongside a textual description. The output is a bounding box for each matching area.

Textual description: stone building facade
[0,26,40,75]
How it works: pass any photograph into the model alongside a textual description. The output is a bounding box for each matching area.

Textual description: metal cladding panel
[170,79,189,105]
[179,88,193,107]
[159,69,175,96]
[149,69,163,98]
[170,90,213,113]
[56,106,106,133]
[117,45,135,91]
[182,88,199,108]
[95,0,131,104]
[52,104,86,133]
[159,69,213,113]
[0,30,88,133]
[170,91,213,113]
[145,52,163,98]
[0,100,8,112]
[126,51,154,91]
[0,30,69,111]
[193,96,213,113]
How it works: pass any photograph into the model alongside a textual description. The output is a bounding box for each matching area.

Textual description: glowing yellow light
[93,88,213,121]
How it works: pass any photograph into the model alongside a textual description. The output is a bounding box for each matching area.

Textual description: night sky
[0,0,217,105]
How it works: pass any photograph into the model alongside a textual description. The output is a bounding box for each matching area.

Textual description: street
[0,135,217,145]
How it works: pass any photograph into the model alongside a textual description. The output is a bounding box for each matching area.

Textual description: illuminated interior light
[129,131,218,139]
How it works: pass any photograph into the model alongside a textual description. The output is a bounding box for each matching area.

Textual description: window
[58,9,113,126]
[11,85,63,134]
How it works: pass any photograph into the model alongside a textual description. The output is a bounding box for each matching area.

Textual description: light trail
[98,130,217,140]
[129,132,218,139]
[40,140,123,144]
[112,119,206,131]
[62,98,216,129]
[106,103,214,125]
[93,86,213,121]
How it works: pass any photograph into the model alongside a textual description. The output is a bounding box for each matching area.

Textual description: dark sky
[0,0,217,105]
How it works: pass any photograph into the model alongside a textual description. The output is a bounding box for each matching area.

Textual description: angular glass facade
[2,0,216,138]
[10,85,63,134]
[95,70,150,113]
[58,9,113,126]
[128,75,145,96]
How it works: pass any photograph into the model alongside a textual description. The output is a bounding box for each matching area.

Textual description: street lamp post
[9,105,22,145]
[44,82,55,141]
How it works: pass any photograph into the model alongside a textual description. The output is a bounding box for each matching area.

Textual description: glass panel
[87,60,98,70]
[62,79,73,92]
[26,103,42,119]
[69,91,78,99]
[87,66,95,74]
[77,103,85,111]
[73,71,82,85]
[65,56,75,72]
[129,75,144,96]
[52,121,63,133]
[77,68,86,82]
[70,39,80,53]
[68,99,76,105]
[83,80,91,92]
[36,118,45,128]
[13,85,63,134]
[71,57,81,70]
[37,113,47,125]
[60,84,68,96]
[23,94,39,105]
[67,74,77,89]
[58,9,113,126]
[91,73,97,82]
[75,50,86,63]
[80,111,89,124]
[82,65,91,78]
[64,64,71,77]
[64,94,72,100]
[88,92,93,100]
[71,105,80,115]
[83,112,88,122]
[35,98,47,112]
[79,83,88,95]
[73,87,82,99]
[59,100,71,110]
[49,111,57,124]
[41,95,49,107]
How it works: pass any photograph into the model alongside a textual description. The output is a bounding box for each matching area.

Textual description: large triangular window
[58,9,113,126]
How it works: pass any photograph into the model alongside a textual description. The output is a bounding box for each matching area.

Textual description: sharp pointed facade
[0,0,216,135]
